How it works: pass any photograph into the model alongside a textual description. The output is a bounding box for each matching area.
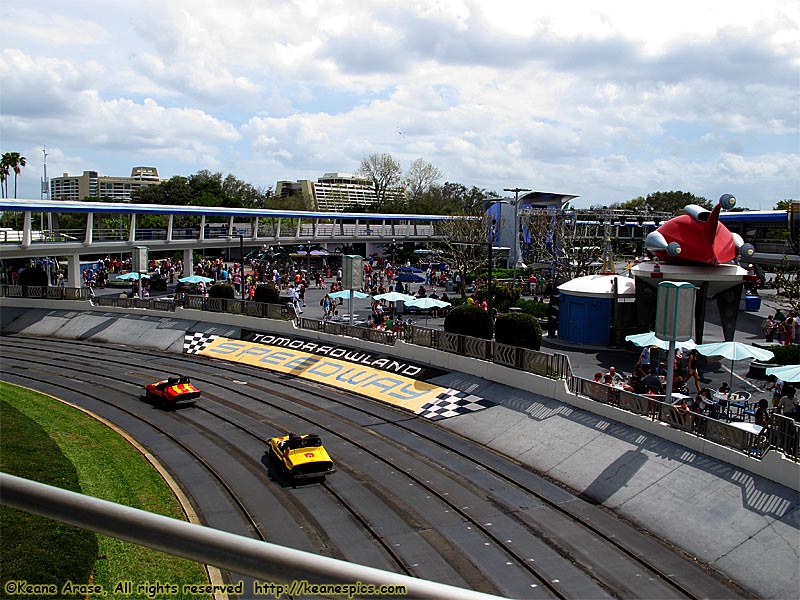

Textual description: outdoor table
[729,422,763,436]
[729,399,752,422]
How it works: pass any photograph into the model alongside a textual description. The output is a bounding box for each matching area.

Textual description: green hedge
[253,283,281,304]
[18,267,49,287]
[444,304,493,339]
[766,344,800,365]
[208,283,235,299]
[494,312,542,350]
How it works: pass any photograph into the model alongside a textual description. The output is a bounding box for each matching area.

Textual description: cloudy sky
[1,0,798,208]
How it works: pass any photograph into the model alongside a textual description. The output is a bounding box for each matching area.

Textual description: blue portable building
[557,274,636,345]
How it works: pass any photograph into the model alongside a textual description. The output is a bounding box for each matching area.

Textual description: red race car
[144,376,201,408]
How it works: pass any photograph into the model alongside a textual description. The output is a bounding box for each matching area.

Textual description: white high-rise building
[276,172,406,211]
[50,167,160,202]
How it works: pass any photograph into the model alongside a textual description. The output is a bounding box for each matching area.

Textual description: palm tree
[0,153,11,199]
[4,152,27,198]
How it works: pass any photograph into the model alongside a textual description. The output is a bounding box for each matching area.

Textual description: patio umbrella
[397,266,424,273]
[373,292,416,302]
[396,273,425,283]
[696,341,775,389]
[329,289,369,300]
[405,296,451,325]
[373,291,416,318]
[765,364,800,383]
[625,332,696,351]
[116,272,150,281]
[178,274,214,284]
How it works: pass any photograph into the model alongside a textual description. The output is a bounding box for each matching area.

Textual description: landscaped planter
[747,360,771,380]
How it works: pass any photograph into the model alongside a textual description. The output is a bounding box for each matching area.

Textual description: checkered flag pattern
[184,332,218,354]
[415,388,494,421]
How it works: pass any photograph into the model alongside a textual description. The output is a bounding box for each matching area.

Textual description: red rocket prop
[644,194,754,266]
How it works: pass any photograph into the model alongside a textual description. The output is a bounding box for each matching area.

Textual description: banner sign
[240,329,444,380]
[184,332,493,421]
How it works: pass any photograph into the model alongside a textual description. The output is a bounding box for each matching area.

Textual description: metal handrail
[0,473,502,600]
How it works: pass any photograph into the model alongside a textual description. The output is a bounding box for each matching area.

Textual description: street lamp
[503,187,531,280]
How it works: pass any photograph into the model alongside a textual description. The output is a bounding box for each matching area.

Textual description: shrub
[512,298,549,318]
[208,283,235,299]
[18,267,49,287]
[494,312,542,350]
[444,304,493,339]
[471,281,521,313]
[253,283,281,304]
[766,344,799,365]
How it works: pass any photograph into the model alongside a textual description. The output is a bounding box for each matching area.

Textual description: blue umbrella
[329,289,369,300]
[696,341,774,389]
[178,275,214,284]
[374,292,415,302]
[765,364,800,383]
[395,273,425,283]
[398,266,424,273]
[116,272,150,281]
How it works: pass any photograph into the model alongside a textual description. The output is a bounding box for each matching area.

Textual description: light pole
[488,219,496,320]
[503,186,531,281]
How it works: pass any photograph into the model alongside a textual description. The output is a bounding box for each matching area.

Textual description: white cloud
[0,0,796,207]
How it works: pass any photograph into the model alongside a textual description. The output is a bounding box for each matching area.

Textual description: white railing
[0,473,503,600]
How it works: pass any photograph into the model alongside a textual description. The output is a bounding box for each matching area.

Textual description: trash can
[744,296,761,311]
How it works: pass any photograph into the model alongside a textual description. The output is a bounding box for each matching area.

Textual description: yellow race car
[268,433,335,481]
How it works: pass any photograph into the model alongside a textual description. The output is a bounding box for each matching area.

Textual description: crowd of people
[762,309,800,345]
[592,358,798,426]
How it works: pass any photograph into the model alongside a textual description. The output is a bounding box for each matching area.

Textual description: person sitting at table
[673,397,691,416]
[754,398,770,428]
[672,373,689,393]
[775,386,798,418]
[642,368,662,394]
[692,388,713,414]
[718,381,730,395]
[608,366,625,385]
[593,372,603,383]
[602,374,614,385]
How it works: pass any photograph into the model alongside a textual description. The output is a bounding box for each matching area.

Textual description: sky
[1,0,798,209]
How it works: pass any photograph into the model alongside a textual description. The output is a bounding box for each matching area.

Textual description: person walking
[763,315,776,343]
[687,349,701,392]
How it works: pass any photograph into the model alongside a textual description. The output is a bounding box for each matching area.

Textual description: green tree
[1,152,27,198]
[357,153,403,208]
[0,154,9,198]
[776,200,796,210]
[404,158,442,202]
[619,191,711,214]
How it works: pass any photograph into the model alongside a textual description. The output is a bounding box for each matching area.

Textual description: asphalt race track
[0,334,751,600]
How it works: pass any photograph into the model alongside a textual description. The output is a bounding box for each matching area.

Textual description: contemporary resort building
[275,172,407,212]
[50,167,160,202]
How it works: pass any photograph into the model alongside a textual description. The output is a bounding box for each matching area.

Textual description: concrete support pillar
[183,248,193,278]
[67,255,81,288]
[22,211,32,248]
[85,213,93,245]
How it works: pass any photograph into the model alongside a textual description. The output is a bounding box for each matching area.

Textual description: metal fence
[0,284,87,301]
[571,377,798,461]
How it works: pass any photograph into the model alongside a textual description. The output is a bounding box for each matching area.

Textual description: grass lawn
[0,382,211,599]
